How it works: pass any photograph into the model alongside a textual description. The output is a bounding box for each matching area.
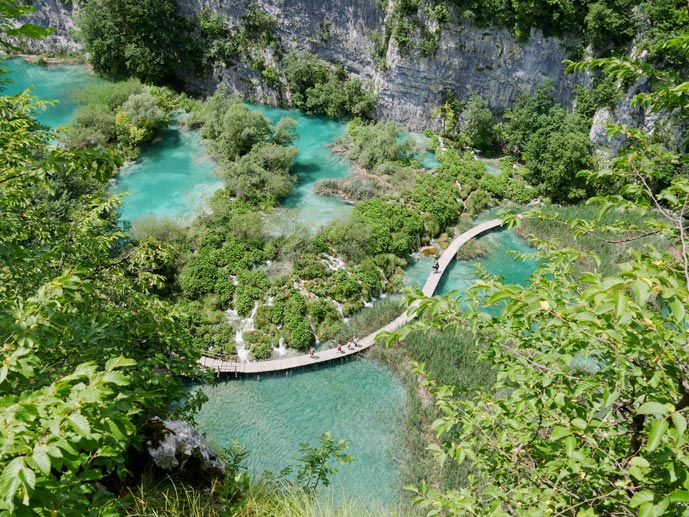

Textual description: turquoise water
[6,60,542,508]
[421,150,440,170]
[2,58,104,128]
[194,358,407,510]
[112,126,222,224]
[405,228,538,295]
[2,59,223,224]
[252,104,352,232]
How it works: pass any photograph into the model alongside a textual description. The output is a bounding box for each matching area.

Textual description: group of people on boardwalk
[310,337,361,358]
[336,336,360,355]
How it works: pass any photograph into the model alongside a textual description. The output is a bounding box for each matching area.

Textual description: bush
[131,216,187,242]
[251,341,272,360]
[115,92,168,147]
[285,314,314,350]
[222,144,298,204]
[179,255,218,298]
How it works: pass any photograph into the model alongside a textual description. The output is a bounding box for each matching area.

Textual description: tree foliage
[0,87,204,513]
[499,81,593,202]
[385,32,689,517]
[77,0,196,84]
[284,52,376,118]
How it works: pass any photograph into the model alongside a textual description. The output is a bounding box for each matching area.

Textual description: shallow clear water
[251,104,352,232]
[479,158,502,176]
[2,59,223,224]
[2,58,104,128]
[405,228,538,294]
[111,126,222,224]
[194,358,407,510]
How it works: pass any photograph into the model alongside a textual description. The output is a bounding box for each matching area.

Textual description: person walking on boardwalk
[432,261,440,273]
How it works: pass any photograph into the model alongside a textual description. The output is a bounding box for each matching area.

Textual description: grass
[121,473,398,517]
[330,295,404,344]
[370,325,495,498]
[236,480,398,516]
[517,203,671,277]
[120,471,228,517]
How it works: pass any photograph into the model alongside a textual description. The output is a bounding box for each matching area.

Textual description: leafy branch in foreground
[381,33,689,517]
[295,432,354,493]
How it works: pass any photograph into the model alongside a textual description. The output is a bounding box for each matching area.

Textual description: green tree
[0,90,204,514]
[385,31,689,516]
[77,0,195,84]
[201,93,272,161]
[459,94,497,151]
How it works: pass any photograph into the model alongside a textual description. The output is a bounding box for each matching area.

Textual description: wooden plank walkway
[199,218,503,375]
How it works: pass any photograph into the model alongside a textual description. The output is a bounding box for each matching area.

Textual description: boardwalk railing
[199,218,503,375]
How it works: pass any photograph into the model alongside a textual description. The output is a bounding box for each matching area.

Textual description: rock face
[145,417,226,482]
[181,0,580,130]
[19,0,580,129]
[19,0,80,55]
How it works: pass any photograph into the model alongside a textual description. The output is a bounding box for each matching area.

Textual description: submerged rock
[144,417,226,482]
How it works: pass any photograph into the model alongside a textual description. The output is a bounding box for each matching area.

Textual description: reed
[517,204,670,277]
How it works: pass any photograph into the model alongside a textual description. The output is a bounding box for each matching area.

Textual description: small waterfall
[229,302,260,362]
[323,253,346,271]
[236,343,250,363]
[272,336,287,357]
[307,316,320,345]
[332,300,344,318]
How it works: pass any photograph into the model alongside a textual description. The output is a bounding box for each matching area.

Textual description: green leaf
[671,412,687,440]
[104,356,137,371]
[637,402,672,416]
[630,490,654,508]
[550,426,571,441]
[102,371,129,386]
[629,456,650,468]
[68,413,92,438]
[669,298,685,322]
[571,418,587,430]
[0,457,25,509]
[668,490,689,503]
[646,418,669,452]
[32,446,52,476]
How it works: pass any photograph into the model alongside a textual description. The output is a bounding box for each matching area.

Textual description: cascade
[272,336,287,357]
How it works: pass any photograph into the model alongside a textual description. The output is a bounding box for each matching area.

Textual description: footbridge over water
[199,218,503,375]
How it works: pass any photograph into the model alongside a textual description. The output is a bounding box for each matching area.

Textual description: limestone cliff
[181,0,580,130]
[23,0,580,130]
[20,0,80,55]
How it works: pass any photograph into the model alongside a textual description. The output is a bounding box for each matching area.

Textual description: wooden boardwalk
[199,218,503,375]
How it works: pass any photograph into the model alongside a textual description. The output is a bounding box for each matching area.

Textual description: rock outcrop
[144,417,226,482]
[19,0,80,55]
[181,0,580,130]
[18,0,581,129]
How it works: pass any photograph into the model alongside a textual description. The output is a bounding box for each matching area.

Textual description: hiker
[432,261,440,273]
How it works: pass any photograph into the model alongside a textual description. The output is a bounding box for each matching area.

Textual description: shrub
[179,255,218,298]
[251,342,272,360]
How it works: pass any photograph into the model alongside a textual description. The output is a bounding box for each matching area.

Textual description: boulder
[144,417,226,482]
